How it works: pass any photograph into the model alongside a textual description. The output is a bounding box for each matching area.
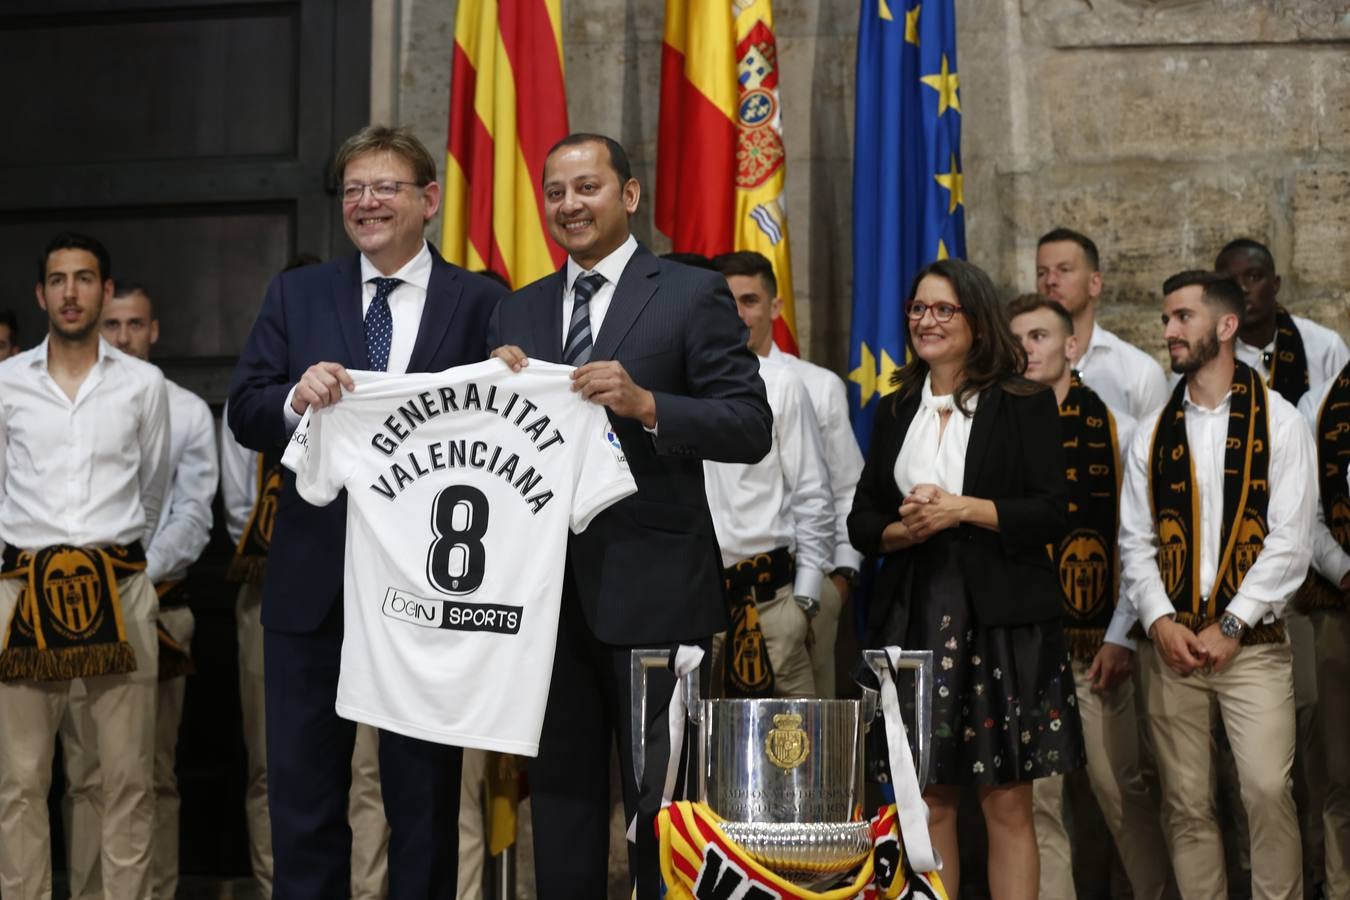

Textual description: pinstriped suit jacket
[488,242,773,644]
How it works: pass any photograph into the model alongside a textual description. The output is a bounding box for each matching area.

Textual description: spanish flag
[443,0,569,287]
[658,0,801,355]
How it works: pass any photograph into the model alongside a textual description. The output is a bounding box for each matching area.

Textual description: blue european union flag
[849,0,966,449]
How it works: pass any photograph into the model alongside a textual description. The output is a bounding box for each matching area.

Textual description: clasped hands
[879,483,967,553]
[1149,616,1240,677]
[491,346,657,428]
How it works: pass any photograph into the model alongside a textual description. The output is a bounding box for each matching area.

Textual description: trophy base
[715,819,872,889]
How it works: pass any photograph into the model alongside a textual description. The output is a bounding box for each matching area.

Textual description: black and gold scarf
[1147,362,1282,644]
[1267,309,1311,404]
[226,449,283,585]
[1296,363,1350,612]
[722,547,794,698]
[0,543,144,681]
[1056,374,1120,661]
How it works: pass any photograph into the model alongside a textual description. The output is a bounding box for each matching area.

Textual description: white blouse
[893,374,977,497]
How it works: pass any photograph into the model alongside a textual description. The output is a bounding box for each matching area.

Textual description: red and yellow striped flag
[442,0,569,287]
[657,0,800,355]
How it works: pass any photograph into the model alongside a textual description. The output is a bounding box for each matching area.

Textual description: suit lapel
[532,270,567,363]
[962,385,1000,496]
[591,245,658,361]
[407,250,463,373]
[333,254,368,368]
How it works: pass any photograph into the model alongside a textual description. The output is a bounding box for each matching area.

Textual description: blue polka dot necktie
[365,277,401,372]
[564,273,605,366]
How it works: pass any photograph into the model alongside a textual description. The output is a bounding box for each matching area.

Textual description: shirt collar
[360,240,433,291]
[566,234,638,292]
[27,335,116,370]
[767,343,786,363]
[1084,321,1114,356]
[1182,383,1232,415]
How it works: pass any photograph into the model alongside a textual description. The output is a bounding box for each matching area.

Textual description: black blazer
[488,243,773,644]
[847,380,1069,631]
[227,248,506,633]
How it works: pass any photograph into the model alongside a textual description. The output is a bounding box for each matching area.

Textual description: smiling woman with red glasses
[848,258,1083,900]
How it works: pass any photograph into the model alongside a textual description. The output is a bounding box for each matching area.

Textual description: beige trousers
[808,572,843,698]
[1310,607,1350,899]
[0,575,158,900]
[1139,638,1302,900]
[1033,655,1169,900]
[236,582,391,899]
[457,747,487,900]
[61,604,195,900]
[711,584,816,699]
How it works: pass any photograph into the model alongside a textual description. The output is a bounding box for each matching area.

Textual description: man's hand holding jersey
[490,346,657,429]
[291,362,356,414]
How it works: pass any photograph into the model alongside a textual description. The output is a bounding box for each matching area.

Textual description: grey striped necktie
[563,272,605,366]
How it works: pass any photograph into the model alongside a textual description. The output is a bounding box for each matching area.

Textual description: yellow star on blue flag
[850,0,966,448]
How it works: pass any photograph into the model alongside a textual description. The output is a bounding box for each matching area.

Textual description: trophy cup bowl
[699,698,872,885]
[632,649,933,891]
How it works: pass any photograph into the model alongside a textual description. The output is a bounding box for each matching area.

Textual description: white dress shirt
[1077,323,1170,423]
[1298,377,1350,585]
[1237,314,1350,398]
[769,345,865,572]
[145,380,219,584]
[0,337,171,551]
[1110,380,1316,645]
[893,375,976,497]
[283,241,434,431]
[219,402,258,547]
[703,356,833,600]
[561,234,639,349]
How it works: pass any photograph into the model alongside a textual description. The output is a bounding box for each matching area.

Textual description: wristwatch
[830,566,860,589]
[794,595,821,618]
[1219,612,1247,640]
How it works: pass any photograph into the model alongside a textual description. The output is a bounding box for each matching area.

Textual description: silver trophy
[631,647,933,888]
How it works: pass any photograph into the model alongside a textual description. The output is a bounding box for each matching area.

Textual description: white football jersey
[282,359,636,754]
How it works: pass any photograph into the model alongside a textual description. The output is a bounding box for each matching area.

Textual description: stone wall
[383,0,1350,373]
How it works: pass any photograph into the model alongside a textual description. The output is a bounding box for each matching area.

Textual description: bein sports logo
[381,588,522,635]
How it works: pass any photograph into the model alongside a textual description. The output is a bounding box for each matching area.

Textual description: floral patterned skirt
[872,531,1085,787]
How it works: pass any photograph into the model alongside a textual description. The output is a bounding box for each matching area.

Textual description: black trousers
[528,588,709,899]
[263,602,463,900]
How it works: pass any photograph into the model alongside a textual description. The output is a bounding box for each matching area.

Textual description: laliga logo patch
[603,424,626,462]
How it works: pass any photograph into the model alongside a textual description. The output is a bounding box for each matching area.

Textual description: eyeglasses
[341,181,422,203]
[905,301,965,323]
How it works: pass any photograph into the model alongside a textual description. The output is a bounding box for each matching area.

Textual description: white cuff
[793,566,823,604]
[283,386,302,434]
[1104,607,1138,649]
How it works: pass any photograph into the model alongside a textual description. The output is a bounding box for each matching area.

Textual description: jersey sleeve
[281,406,350,506]
[570,410,638,534]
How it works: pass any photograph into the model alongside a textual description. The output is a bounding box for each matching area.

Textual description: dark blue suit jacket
[487,243,773,644]
[228,248,504,633]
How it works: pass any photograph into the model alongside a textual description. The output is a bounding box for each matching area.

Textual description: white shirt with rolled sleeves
[768,344,864,573]
[0,337,171,553]
[145,380,218,584]
[703,355,834,601]
[1238,314,1350,398]
[1107,381,1317,646]
[1077,323,1170,423]
[1298,376,1350,586]
[282,359,636,754]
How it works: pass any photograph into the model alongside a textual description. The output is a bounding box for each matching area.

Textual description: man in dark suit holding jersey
[228,125,504,899]
[490,133,772,898]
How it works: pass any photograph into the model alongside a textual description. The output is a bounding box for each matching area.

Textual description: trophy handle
[629,648,702,790]
[861,648,933,791]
